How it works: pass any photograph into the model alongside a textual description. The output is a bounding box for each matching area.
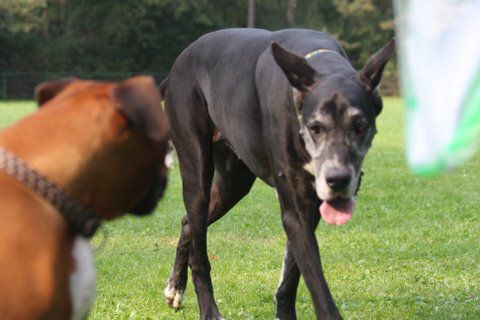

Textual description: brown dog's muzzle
[130,175,168,216]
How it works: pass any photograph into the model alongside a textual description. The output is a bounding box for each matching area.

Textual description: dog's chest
[69,236,96,320]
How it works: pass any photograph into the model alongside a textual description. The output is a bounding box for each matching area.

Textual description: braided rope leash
[0,147,101,237]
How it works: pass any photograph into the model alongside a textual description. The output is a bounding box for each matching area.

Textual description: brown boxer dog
[0,76,169,319]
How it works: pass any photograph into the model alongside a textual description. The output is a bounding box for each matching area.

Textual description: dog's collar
[304,48,342,60]
[0,147,101,238]
[296,49,343,125]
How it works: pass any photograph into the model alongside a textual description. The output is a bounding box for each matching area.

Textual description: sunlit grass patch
[1,99,479,319]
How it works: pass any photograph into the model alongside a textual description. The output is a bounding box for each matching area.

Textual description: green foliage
[2,99,479,318]
[1,0,395,76]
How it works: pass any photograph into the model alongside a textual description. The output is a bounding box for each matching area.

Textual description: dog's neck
[0,103,130,220]
[0,147,101,237]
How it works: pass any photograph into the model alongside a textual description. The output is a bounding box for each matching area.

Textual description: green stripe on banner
[446,64,480,164]
[410,159,446,177]
[410,64,480,176]
[404,82,419,110]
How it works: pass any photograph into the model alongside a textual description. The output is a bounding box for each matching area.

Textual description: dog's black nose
[325,168,352,191]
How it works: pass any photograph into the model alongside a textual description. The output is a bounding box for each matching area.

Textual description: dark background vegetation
[0,0,396,99]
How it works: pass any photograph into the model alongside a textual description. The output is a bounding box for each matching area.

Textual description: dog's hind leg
[165,81,225,319]
[164,140,256,311]
[165,142,256,309]
[164,214,191,309]
[275,212,321,320]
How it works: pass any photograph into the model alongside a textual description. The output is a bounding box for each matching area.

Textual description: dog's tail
[158,76,168,101]
[157,76,176,168]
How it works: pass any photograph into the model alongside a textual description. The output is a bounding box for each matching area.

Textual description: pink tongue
[320,198,355,225]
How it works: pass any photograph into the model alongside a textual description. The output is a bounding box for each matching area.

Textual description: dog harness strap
[0,147,101,237]
[304,48,343,60]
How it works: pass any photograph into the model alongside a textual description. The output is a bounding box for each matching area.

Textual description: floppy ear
[357,38,395,91]
[271,42,319,92]
[34,77,76,107]
[113,76,168,142]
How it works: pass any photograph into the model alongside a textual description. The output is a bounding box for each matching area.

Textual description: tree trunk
[285,0,295,26]
[309,0,318,24]
[247,0,255,28]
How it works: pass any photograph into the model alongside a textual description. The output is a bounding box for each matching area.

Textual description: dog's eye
[355,121,368,135]
[308,123,323,136]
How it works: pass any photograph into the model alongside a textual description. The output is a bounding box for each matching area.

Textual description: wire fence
[0,70,399,100]
[0,71,168,100]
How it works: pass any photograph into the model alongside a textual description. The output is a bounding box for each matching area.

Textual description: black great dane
[161,28,395,319]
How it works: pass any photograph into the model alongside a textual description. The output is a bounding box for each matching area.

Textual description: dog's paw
[164,283,185,310]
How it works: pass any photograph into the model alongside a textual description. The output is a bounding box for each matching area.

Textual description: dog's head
[34,76,169,219]
[272,39,395,224]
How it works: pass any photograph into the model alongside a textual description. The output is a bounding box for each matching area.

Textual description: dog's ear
[34,77,76,107]
[357,38,395,91]
[113,76,168,142]
[271,42,319,92]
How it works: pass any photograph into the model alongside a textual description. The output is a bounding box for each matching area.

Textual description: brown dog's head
[34,76,169,219]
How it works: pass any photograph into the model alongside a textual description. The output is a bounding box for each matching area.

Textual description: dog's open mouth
[320,197,355,225]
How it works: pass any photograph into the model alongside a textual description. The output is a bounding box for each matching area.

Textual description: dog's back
[164,28,348,183]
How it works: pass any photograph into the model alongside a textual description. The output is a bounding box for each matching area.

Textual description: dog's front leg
[275,209,321,320]
[281,210,341,319]
[276,181,341,320]
[275,241,300,320]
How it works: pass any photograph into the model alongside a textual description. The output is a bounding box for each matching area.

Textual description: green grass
[1,98,479,319]
[0,101,36,127]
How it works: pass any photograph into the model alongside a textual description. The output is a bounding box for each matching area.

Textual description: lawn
[1,98,479,319]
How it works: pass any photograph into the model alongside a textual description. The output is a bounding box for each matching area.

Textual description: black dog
[161,28,395,319]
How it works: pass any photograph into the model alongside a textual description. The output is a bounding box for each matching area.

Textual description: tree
[1,0,398,97]
[285,0,295,26]
[247,0,255,28]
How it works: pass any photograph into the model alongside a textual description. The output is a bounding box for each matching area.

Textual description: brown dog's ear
[271,42,319,92]
[34,77,76,107]
[113,76,168,141]
[357,38,395,91]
